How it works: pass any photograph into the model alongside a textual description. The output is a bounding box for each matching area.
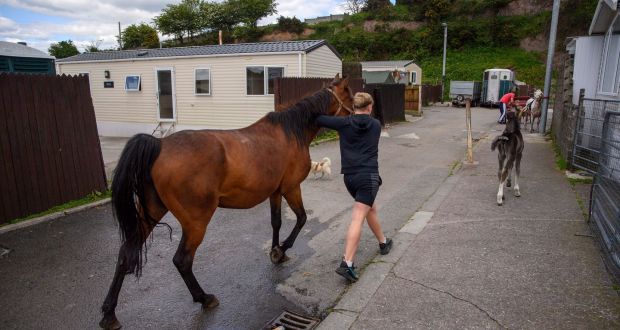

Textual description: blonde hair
[353,92,373,109]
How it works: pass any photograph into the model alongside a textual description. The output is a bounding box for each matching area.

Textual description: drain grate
[263,310,319,330]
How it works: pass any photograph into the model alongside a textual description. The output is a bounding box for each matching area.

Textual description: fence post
[465,98,475,164]
[570,88,586,170]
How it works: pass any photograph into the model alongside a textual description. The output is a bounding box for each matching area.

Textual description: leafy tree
[122,23,160,49]
[201,1,239,32]
[364,0,392,11]
[227,0,277,28]
[277,16,305,34]
[154,0,204,43]
[48,40,79,58]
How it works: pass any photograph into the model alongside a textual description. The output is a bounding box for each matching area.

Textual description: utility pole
[118,22,122,50]
[540,0,561,134]
[441,23,448,104]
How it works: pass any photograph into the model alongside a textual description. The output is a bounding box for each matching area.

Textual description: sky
[0,0,354,54]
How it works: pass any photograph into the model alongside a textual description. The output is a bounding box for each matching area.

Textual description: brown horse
[99,74,354,329]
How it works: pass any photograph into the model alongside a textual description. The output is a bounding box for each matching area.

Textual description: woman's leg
[343,202,371,262]
[366,203,386,243]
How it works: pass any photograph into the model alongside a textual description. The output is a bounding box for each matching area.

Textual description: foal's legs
[270,185,307,263]
[497,155,515,206]
[514,151,522,197]
[172,205,219,308]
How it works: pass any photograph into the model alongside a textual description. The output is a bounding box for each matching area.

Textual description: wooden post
[466,98,474,163]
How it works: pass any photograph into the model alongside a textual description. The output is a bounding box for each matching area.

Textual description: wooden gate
[274,77,364,111]
[0,73,107,224]
[405,86,420,113]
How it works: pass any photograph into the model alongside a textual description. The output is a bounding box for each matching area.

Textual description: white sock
[344,259,353,267]
[381,237,387,244]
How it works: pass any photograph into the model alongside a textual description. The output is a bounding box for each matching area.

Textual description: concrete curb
[0,198,111,235]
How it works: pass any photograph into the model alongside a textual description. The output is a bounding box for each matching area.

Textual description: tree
[277,16,305,34]
[122,23,160,49]
[201,1,239,32]
[48,40,79,58]
[154,0,204,43]
[84,39,102,52]
[227,0,277,28]
[364,0,391,11]
[344,0,366,14]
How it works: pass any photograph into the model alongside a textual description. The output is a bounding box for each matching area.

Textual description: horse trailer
[481,69,515,107]
[449,81,482,107]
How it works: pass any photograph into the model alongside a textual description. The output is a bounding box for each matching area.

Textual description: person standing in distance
[316,92,393,283]
[498,87,517,124]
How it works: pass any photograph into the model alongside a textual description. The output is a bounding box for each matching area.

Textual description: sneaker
[379,238,393,255]
[335,260,359,282]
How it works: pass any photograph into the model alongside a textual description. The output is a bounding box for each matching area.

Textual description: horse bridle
[325,88,354,116]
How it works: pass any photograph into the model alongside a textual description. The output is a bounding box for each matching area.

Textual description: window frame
[124,74,141,92]
[245,65,285,96]
[411,71,417,84]
[597,14,620,96]
[194,67,212,96]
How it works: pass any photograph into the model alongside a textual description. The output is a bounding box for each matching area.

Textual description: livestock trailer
[481,68,515,106]
[449,80,482,107]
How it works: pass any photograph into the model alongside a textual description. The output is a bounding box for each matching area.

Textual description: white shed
[360,60,422,85]
[56,40,342,137]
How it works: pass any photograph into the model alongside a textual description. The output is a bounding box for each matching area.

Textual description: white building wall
[305,45,341,77]
[57,54,301,136]
[573,36,604,104]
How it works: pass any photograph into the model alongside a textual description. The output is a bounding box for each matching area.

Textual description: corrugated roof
[360,60,416,69]
[58,40,339,63]
[0,41,55,59]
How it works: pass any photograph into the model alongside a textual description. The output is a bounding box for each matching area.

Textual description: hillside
[258,0,598,87]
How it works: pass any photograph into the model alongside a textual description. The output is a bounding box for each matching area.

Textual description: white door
[156,68,176,121]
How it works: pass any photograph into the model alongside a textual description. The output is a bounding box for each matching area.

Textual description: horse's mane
[266,89,331,146]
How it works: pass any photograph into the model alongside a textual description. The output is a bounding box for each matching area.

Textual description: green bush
[277,16,305,34]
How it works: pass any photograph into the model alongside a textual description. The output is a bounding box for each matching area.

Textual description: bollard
[466,98,474,163]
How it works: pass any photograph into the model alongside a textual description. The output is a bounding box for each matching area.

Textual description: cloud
[1,0,347,53]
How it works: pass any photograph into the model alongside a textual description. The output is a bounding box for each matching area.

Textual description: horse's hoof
[201,294,220,309]
[99,315,122,330]
[506,181,511,188]
[270,246,289,264]
[515,191,521,197]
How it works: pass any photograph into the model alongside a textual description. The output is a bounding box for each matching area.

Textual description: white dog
[309,157,331,179]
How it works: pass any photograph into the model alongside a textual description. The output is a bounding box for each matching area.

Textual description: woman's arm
[316,115,348,130]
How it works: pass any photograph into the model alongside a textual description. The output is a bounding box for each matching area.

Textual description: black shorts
[343,172,382,207]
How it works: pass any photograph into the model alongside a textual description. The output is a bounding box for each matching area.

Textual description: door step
[152,122,176,138]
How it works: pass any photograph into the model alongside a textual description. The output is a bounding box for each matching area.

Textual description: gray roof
[58,40,340,63]
[0,41,55,59]
[361,60,416,69]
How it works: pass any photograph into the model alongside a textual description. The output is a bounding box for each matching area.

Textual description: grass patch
[311,129,338,146]
[549,135,568,171]
[3,190,111,226]
[448,160,462,176]
[568,177,593,186]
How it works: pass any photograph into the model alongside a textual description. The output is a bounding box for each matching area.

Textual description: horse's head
[534,89,543,100]
[505,111,520,134]
[326,73,354,117]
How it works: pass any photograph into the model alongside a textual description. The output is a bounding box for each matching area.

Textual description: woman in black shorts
[316,92,393,283]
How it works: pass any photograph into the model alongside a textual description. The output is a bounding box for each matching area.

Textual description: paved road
[0,106,500,329]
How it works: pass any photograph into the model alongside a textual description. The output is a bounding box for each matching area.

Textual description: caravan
[481,69,515,106]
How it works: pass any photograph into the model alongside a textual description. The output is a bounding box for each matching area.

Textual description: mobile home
[56,40,342,137]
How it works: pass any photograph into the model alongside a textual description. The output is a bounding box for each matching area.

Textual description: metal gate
[572,99,620,174]
[590,110,620,280]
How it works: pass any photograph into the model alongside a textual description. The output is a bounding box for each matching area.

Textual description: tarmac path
[0,106,500,329]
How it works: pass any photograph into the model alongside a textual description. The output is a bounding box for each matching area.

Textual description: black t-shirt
[316,114,381,174]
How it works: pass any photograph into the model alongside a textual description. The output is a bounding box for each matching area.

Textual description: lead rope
[325,88,354,116]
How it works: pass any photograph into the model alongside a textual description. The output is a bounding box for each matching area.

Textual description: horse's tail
[491,135,509,151]
[112,133,162,278]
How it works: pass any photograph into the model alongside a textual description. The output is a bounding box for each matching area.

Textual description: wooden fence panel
[405,86,420,111]
[421,84,442,105]
[0,73,107,224]
[364,84,405,125]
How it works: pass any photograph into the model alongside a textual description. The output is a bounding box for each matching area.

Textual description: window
[598,16,620,95]
[125,75,141,91]
[246,66,284,95]
[411,72,417,84]
[195,68,211,95]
